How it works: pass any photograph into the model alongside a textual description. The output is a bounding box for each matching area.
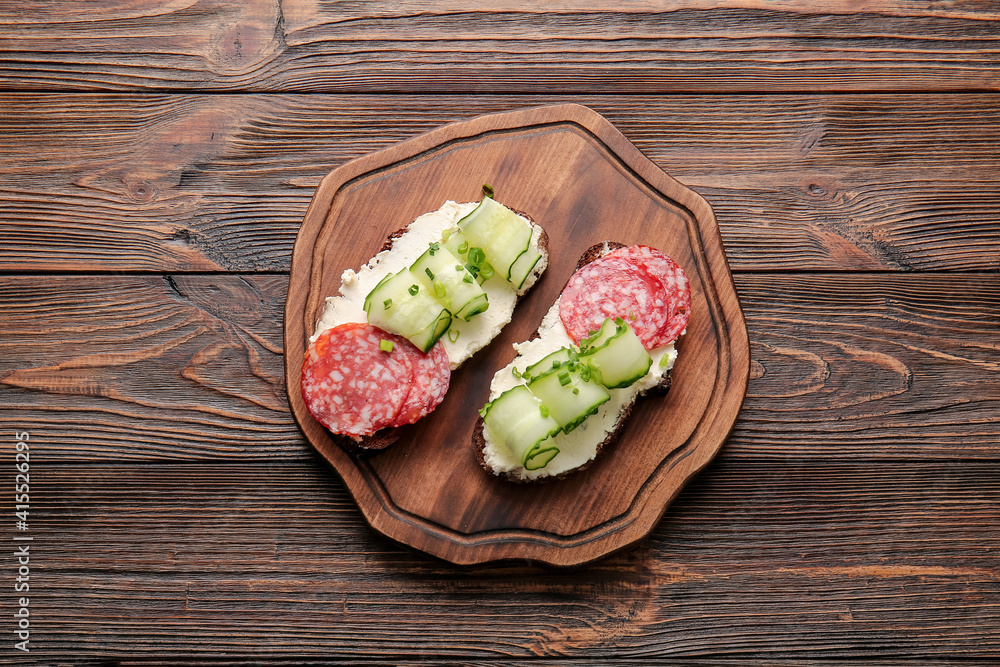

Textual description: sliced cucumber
[508,245,542,290]
[364,269,452,352]
[442,228,493,286]
[523,347,573,382]
[458,197,533,284]
[527,366,610,433]
[482,384,562,467]
[442,227,468,259]
[579,319,652,389]
[579,317,618,351]
[522,442,560,471]
[410,243,489,321]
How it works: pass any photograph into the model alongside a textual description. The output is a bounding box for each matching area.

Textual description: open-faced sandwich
[301,188,549,452]
[475,242,691,482]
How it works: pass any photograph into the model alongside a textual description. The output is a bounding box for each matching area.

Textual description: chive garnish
[383,298,392,310]
[441,228,451,242]
[558,370,571,386]
[408,284,419,296]
[448,329,460,343]
[379,339,394,353]
[539,405,550,419]
[433,280,446,299]
[458,241,469,254]
[424,267,435,281]
[428,241,440,255]
[659,354,670,369]
[468,247,485,266]
[482,183,495,198]
[572,387,580,395]
[480,262,495,280]
[463,273,474,284]
[512,367,521,379]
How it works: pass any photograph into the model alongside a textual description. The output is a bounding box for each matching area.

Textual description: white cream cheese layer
[482,298,677,481]
[312,200,547,370]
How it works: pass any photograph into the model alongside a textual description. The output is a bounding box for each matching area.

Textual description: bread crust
[474,242,675,482]
[326,209,549,453]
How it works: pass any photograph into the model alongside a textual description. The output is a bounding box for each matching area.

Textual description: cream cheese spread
[312,200,547,371]
[482,298,677,481]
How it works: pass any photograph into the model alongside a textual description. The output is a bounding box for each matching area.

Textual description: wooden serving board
[285,104,749,567]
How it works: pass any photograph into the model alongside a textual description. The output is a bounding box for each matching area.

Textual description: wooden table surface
[2,2,999,664]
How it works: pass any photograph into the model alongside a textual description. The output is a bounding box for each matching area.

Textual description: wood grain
[283,103,749,566]
[6,460,997,660]
[1,272,997,464]
[2,94,999,273]
[1,1,999,92]
[2,0,996,661]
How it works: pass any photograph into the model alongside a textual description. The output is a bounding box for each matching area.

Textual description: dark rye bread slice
[328,208,550,455]
[473,241,675,482]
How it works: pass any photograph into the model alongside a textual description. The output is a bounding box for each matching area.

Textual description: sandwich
[300,188,548,452]
[474,242,690,481]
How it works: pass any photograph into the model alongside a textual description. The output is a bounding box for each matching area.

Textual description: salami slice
[606,244,691,347]
[390,339,451,427]
[301,323,413,436]
[559,254,671,349]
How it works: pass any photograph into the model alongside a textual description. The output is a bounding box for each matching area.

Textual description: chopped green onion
[572,387,580,395]
[462,273,474,284]
[539,405,550,419]
[441,228,451,242]
[379,339,394,353]
[433,280,446,299]
[428,241,440,255]
[468,247,485,266]
[512,367,521,379]
[579,365,592,382]
[629,311,637,321]
[558,370,571,386]
[424,267,435,281]
[408,284,419,296]
[383,298,392,310]
[457,241,469,254]
[455,265,464,272]
[448,329,460,343]
[482,183,495,198]
[479,262,495,280]
[659,354,670,369]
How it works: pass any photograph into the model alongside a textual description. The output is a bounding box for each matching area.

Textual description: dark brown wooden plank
[0,275,298,459]
[2,94,999,272]
[735,272,1000,459]
[1,273,998,462]
[1,1,999,92]
[4,460,997,660]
